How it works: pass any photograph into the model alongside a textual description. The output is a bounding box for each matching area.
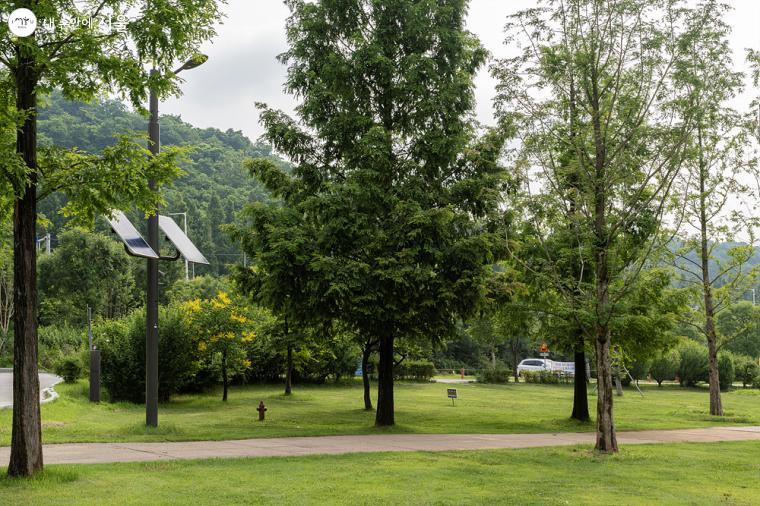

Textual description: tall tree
[38,229,138,325]
[231,0,507,427]
[0,0,222,477]
[494,0,695,451]
[671,0,759,416]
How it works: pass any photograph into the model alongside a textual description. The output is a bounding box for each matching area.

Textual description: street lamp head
[174,53,208,74]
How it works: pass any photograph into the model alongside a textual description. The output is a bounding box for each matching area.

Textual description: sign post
[447,388,457,406]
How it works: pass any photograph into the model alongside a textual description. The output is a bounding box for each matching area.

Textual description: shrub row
[643,341,748,391]
[521,370,571,384]
[477,366,511,384]
[394,360,437,382]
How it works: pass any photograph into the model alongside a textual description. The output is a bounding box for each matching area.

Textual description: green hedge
[477,366,511,384]
[394,360,437,382]
[522,370,567,384]
[54,357,83,383]
[97,304,199,403]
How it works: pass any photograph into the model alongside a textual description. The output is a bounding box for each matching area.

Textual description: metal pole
[87,305,93,349]
[182,213,189,281]
[146,68,160,428]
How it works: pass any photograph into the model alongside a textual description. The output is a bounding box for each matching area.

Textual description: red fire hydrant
[256,401,267,421]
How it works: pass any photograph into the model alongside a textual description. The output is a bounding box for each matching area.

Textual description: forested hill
[36,92,281,276]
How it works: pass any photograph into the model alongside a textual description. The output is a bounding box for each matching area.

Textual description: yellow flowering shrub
[184,291,256,401]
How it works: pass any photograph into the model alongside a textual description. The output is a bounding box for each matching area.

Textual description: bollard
[89,347,101,402]
[256,401,267,421]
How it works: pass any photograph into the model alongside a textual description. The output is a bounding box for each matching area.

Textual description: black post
[146,68,160,427]
[89,348,100,403]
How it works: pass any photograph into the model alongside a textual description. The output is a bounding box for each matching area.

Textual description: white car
[517,358,552,376]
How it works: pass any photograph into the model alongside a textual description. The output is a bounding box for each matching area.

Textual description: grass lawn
[1,380,759,446]
[1,441,759,504]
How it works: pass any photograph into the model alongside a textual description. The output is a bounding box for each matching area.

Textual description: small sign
[447,388,458,406]
[539,342,549,354]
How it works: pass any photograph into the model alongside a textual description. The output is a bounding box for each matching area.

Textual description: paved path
[1,426,759,465]
[0,369,62,408]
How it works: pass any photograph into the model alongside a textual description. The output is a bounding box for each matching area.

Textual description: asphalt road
[0,369,62,408]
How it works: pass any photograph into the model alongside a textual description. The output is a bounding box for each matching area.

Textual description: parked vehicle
[517,358,553,376]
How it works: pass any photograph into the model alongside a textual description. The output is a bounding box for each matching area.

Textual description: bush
[734,355,760,388]
[677,341,708,387]
[620,359,650,387]
[522,370,563,384]
[753,371,760,390]
[477,366,512,384]
[629,359,650,383]
[650,350,678,386]
[98,304,199,403]
[54,357,83,383]
[718,352,735,392]
[38,324,85,371]
[293,337,360,384]
[394,360,437,382]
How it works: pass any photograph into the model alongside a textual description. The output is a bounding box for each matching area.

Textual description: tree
[230,0,507,427]
[650,350,679,387]
[734,354,760,388]
[38,229,137,325]
[494,0,696,451]
[717,302,760,360]
[0,0,222,477]
[671,0,759,416]
[185,292,254,402]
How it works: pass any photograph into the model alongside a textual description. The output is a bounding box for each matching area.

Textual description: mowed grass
[1,380,760,445]
[1,441,759,505]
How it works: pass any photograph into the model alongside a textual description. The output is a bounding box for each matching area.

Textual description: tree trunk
[375,334,394,426]
[362,343,373,411]
[695,124,723,416]
[511,340,519,382]
[595,335,618,452]
[706,338,722,415]
[615,375,623,397]
[284,343,292,395]
[221,350,228,402]
[490,349,496,368]
[571,346,590,422]
[8,53,42,478]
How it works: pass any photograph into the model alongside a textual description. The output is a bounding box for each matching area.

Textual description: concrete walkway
[1,426,759,465]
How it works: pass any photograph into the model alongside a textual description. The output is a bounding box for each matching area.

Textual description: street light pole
[146,68,160,428]
[145,54,207,428]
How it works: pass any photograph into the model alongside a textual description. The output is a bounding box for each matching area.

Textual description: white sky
[160,0,760,143]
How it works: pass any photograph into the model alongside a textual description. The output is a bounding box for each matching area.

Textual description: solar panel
[158,215,209,265]
[106,211,159,259]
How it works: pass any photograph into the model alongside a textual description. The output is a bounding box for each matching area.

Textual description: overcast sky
[160,0,760,143]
